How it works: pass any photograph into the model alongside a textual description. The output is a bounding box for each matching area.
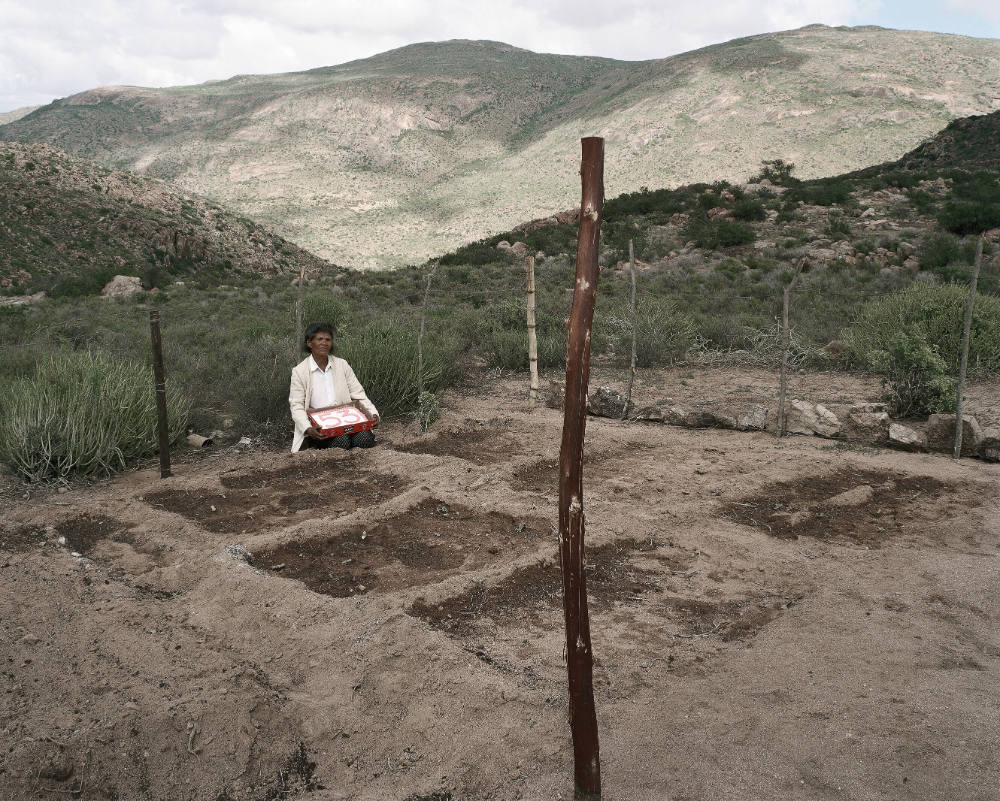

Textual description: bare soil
[2,365,999,801]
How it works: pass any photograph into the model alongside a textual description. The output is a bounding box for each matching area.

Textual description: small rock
[979,429,1000,462]
[587,386,632,418]
[888,423,926,451]
[842,409,889,445]
[784,400,841,438]
[823,485,875,507]
[663,406,688,426]
[20,634,41,646]
[546,380,565,410]
[100,275,144,298]
[925,413,983,456]
[633,406,664,422]
[58,486,68,494]
[738,404,769,431]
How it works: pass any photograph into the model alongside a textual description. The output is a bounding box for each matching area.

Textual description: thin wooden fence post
[954,234,985,459]
[294,265,306,358]
[417,261,438,397]
[148,308,172,479]
[622,239,637,420]
[559,136,603,796]
[775,260,804,438]
[526,255,539,408]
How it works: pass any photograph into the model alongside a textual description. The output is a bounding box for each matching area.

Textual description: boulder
[784,400,841,438]
[978,428,1000,462]
[925,413,983,457]
[738,404,769,431]
[510,241,529,258]
[842,408,890,445]
[888,423,926,451]
[587,386,632,419]
[101,275,144,298]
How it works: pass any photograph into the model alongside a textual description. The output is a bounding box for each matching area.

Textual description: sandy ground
[2,366,999,801]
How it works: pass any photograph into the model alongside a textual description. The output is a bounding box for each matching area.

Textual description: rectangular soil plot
[409,539,675,636]
[144,470,404,535]
[252,500,552,598]
[394,428,520,465]
[717,467,970,546]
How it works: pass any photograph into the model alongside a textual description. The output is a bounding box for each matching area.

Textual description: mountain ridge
[2,25,999,267]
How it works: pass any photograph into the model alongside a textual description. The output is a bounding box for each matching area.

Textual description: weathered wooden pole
[148,308,172,479]
[417,261,438,397]
[559,136,603,796]
[622,238,638,420]
[776,260,805,438]
[954,234,985,459]
[526,254,540,408]
[294,265,306,358]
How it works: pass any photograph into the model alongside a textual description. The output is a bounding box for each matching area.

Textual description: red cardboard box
[307,403,378,438]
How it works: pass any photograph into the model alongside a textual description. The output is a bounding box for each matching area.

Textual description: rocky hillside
[0,142,331,296]
[2,26,998,268]
[445,110,1000,307]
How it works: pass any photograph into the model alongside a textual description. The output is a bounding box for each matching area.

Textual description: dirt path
[2,368,999,800]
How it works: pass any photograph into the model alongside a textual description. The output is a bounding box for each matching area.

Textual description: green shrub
[844,284,1000,377]
[869,327,956,417]
[474,298,567,372]
[750,159,798,186]
[731,198,767,221]
[415,391,440,432]
[339,319,456,416]
[232,334,295,428]
[601,297,695,366]
[918,232,961,271]
[683,216,756,249]
[793,179,854,207]
[0,351,191,481]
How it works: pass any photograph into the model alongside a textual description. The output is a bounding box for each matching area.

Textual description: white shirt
[309,356,337,409]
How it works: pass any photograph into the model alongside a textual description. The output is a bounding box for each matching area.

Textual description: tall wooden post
[776,260,804,437]
[954,234,985,459]
[294,265,307,359]
[526,255,539,408]
[559,136,603,796]
[418,261,438,397]
[622,238,638,420]
[148,308,172,479]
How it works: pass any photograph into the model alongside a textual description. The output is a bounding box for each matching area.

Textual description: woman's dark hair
[303,322,335,353]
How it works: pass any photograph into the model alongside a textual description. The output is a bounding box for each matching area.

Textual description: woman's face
[307,331,333,358]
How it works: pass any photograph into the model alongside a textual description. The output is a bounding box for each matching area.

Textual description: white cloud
[947,0,1000,21]
[0,0,900,111]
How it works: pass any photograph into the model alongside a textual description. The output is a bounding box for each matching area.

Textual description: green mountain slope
[2,26,998,268]
[0,142,330,296]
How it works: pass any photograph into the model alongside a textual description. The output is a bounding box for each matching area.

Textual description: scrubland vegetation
[2,111,1000,481]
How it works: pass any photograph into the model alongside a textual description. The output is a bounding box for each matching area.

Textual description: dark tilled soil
[662,593,804,641]
[717,467,968,545]
[394,425,519,464]
[55,515,132,555]
[510,449,613,494]
[409,538,684,635]
[253,499,553,598]
[144,470,405,535]
[0,524,48,553]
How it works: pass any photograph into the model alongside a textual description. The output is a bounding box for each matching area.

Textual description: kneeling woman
[289,322,379,453]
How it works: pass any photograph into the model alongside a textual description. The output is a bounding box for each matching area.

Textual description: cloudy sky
[1,0,998,112]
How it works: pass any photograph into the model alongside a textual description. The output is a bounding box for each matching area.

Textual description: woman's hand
[305,426,325,439]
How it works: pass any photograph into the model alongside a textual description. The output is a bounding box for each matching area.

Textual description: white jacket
[289,355,379,453]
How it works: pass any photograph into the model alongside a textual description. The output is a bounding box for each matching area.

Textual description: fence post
[526,255,539,408]
[417,261,438,397]
[559,136,603,797]
[775,260,804,438]
[148,308,172,479]
[294,265,306,359]
[954,234,985,459]
[622,238,638,420]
